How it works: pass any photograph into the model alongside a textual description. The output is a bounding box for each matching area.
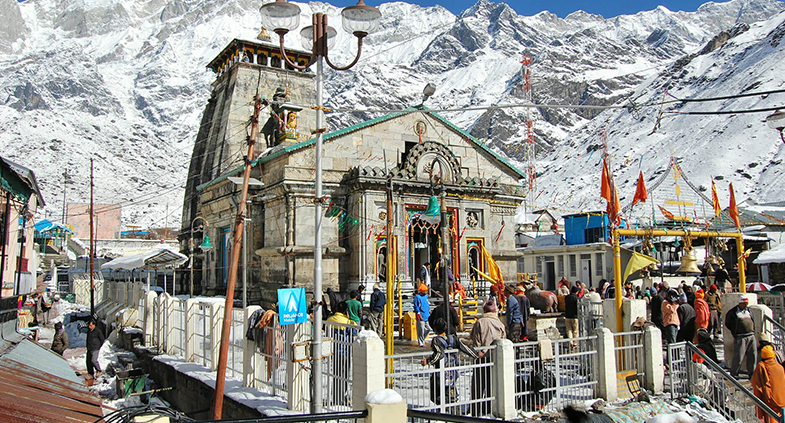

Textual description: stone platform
[528,312,563,341]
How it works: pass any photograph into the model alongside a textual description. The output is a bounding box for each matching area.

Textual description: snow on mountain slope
[534,12,785,220]
[0,0,783,229]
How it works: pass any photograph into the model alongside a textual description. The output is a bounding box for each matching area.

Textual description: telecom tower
[521,54,537,201]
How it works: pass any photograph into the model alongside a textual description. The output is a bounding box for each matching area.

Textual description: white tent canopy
[101,247,188,270]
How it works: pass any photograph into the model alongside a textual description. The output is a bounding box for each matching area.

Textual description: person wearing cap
[505,285,523,342]
[51,321,69,356]
[564,286,580,348]
[752,343,785,423]
[650,283,666,332]
[369,283,386,336]
[662,290,681,345]
[706,284,723,341]
[469,300,506,415]
[414,283,432,347]
[725,296,756,379]
[693,289,710,343]
[677,293,696,343]
[515,285,532,341]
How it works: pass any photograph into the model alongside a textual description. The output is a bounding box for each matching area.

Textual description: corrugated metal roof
[0,337,102,422]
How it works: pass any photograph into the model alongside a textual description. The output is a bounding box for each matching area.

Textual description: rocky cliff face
[0,0,783,227]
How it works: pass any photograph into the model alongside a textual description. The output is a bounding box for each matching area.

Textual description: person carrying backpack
[421,317,479,407]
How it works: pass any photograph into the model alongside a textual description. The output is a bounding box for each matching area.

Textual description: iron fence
[193,302,212,368]
[764,314,785,353]
[199,410,368,423]
[252,321,288,399]
[227,308,245,381]
[512,335,599,413]
[670,342,783,423]
[323,321,358,412]
[578,300,603,337]
[384,344,497,417]
[169,299,186,357]
[408,409,505,422]
[758,293,785,324]
[613,331,646,397]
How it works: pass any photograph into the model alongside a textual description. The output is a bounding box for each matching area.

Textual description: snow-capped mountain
[0,0,783,229]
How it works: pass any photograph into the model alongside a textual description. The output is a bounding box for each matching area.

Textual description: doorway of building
[580,259,592,287]
[545,261,556,291]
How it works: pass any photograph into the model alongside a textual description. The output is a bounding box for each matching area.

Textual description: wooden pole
[212,94,263,419]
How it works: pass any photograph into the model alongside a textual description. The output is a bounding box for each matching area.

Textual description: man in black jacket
[565,286,580,348]
[725,296,756,379]
[369,283,386,336]
[86,320,105,379]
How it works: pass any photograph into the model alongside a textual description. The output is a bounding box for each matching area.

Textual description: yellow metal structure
[612,228,746,332]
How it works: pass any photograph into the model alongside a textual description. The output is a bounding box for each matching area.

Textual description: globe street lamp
[259,0,381,413]
[189,216,212,298]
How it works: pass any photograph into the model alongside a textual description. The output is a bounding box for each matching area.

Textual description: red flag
[632,171,648,205]
[600,159,611,202]
[658,205,675,220]
[711,180,721,217]
[729,182,740,228]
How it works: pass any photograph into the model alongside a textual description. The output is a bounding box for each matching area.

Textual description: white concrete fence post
[244,306,262,388]
[493,338,517,420]
[143,291,157,346]
[166,296,179,355]
[210,302,223,371]
[643,325,664,394]
[184,299,199,362]
[352,333,386,410]
[595,327,618,402]
[364,389,406,423]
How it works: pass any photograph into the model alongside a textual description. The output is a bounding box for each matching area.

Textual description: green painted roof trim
[198,105,525,191]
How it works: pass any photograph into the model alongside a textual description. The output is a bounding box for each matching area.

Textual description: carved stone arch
[402,141,462,184]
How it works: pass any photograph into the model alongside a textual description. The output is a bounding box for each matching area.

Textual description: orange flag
[601,159,611,202]
[658,205,675,220]
[729,182,740,228]
[711,180,721,217]
[632,171,648,205]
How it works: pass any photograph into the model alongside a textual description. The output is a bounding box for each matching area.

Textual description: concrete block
[493,338,516,420]
[594,327,618,402]
[364,390,406,423]
[643,326,664,394]
[352,334,386,409]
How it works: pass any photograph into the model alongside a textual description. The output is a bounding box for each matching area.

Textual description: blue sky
[334,0,715,18]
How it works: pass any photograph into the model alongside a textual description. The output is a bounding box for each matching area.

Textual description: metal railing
[613,331,646,396]
[385,344,497,417]
[199,410,368,423]
[227,308,245,381]
[169,299,186,357]
[512,335,599,413]
[759,293,785,324]
[764,314,785,353]
[408,409,504,422]
[323,321,358,412]
[252,322,289,399]
[668,342,783,423]
[193,302,212,368]
[578,300,603,337]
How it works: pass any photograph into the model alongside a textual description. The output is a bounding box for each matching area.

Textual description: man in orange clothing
[752,344,785,423]
[693,288,710,343]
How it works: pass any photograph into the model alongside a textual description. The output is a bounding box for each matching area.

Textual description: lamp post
[260,0,381,413]
[189,216,212,298]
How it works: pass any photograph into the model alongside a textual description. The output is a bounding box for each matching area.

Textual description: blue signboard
[278,288,307,325]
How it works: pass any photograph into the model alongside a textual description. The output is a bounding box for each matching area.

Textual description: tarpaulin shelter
[101,247,188,294]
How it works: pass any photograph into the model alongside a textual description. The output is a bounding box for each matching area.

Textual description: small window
[569,255,577,277]
[595,253,603,275]
[557,256,564,276]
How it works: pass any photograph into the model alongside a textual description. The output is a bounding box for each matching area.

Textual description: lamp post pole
[260,0,381,413]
